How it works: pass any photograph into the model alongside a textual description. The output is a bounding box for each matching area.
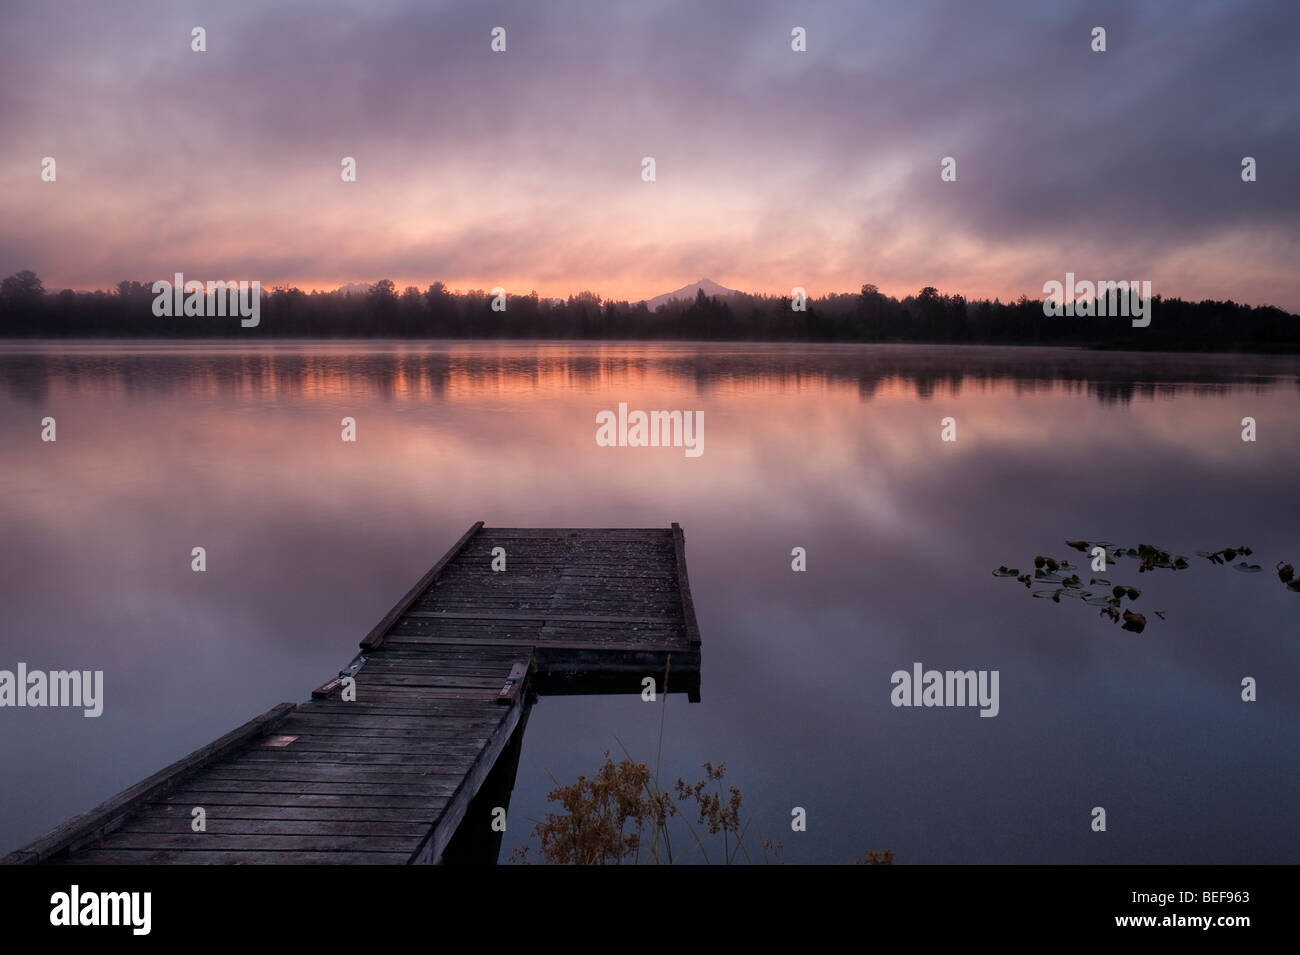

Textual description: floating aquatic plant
[1121,609,1146,633]
[993,538,1295,633]
[1198,546,1253,566]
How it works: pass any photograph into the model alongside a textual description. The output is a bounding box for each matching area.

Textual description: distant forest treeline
[2,271,1298,352]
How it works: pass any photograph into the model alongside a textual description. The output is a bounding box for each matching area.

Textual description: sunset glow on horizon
[3,0,1298,311]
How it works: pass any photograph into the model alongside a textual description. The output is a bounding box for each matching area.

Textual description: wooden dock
[2,523,702,865]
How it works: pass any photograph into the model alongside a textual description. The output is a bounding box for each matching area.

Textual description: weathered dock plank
[4,523,702,865]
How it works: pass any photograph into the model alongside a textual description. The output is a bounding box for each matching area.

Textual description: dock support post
[438,699,534,865]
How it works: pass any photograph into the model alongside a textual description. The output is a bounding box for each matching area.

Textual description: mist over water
[1,341,1297,863]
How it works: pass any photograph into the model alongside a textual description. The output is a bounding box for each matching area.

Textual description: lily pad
[1233,563,1262,573]
[992,566,1020,577]
[1121,609,1146,633]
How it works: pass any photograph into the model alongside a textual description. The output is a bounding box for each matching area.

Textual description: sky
[2,0,1298,309]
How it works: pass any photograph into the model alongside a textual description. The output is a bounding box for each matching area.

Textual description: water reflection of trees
[2,345,1297,406]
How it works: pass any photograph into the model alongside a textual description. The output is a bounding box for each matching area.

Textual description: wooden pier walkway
[3,523,701,865]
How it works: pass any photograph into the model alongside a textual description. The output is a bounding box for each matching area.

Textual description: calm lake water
[1,341,1297,863]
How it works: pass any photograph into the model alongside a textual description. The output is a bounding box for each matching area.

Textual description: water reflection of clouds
[0,343,1296,863]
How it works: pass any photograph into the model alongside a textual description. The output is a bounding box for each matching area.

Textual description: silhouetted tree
[1,270,1296,351]
[2,270,44,306]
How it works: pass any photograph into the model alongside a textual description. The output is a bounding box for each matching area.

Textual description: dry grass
[511,753,892,865]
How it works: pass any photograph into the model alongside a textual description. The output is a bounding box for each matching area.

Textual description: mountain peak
[647,277,738,311]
